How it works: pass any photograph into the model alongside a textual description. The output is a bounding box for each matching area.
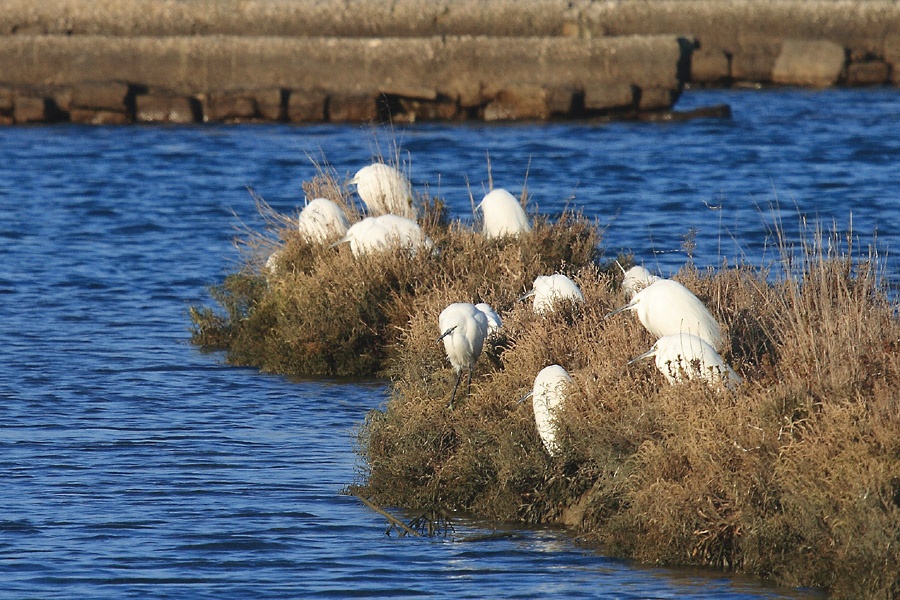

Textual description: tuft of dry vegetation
[356,226,900,598]
[189,167,600,377]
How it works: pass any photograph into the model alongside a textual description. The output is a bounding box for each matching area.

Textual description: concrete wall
[0,1,897,125]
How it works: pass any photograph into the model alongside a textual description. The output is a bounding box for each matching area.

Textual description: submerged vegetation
[192,160,899,598]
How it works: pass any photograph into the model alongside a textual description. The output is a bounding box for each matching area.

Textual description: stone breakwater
[0,0,898,125]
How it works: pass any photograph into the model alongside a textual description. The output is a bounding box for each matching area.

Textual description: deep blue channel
[2,87,895,598]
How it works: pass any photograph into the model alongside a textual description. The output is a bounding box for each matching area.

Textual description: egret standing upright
[527,364,573,456]
[350,163,416,219]
[606,278,724,350]
[438,302,489,408]
[478,188,531,238]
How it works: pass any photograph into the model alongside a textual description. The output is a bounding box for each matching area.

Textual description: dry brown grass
[356,227,900,598]
[189,169,600,377]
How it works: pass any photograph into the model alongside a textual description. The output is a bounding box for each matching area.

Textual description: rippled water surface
[3,87,897,598]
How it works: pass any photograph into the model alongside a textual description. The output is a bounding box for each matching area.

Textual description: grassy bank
[356,230,899,598]
[189,168,600,377]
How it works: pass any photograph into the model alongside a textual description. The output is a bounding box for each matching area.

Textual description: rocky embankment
[0,0,898,125]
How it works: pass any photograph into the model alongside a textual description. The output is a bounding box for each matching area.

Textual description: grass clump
[356,227,900,598]
[189,168,600,377]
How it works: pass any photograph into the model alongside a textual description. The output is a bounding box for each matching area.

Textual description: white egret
[475,302,502,336]
[526,364,573,457]
[297,197,349,243]
[438,302,489,408]
[350,163,416,219]
[629,332,741,389]
[478,188,531,238]
[333,214,433,258]
[520,274,584,315]
[606,278,724,350]
[621,264,660,300]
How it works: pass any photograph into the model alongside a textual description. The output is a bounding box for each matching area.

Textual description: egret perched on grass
[475,303,502,336]
[438,302,489,408]
[297,197,349,243]
[333,214,433,258]
[629,332,741,389]
[478,188,531,238]
[620,264,660,300]
[520,274,584,315]
[524,364,573,457]
[350,163,416,219]
[606,278,724,350]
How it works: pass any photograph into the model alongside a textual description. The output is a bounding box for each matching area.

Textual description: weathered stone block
[328,94,377,122]
[14,96,46,122]
[483,85,549,121]
[255,89,283,121]
[70,108,130,124]
[691,48,730,83]
[732,48,779,82]
[70,82,129,110]
[0,87,14,112]
[847,61,890,85]
[398,97,459,121]
[584,83,634,110]
[639,87,674,110]
[206,93,257,121]
[772,39,846,87]
[136,94,198,123]
[885,35,900,84]
[287,90,326,122]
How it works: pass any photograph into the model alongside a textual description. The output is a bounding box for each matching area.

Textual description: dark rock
[13,96,47,122]
[287,90,326,122]
[847,60,890,85]
[327,94,377,123]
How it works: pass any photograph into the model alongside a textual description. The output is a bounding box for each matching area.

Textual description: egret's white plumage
[334,214,433,258]
[475,303,502,336]
[478,188,531,238]
[530,365,572,457]
[438,302,489,408]
[629,332,741,389]
[521,274,585,315]
[621,265,660,300]
[350,163,416,219]
[297,197,349,243]
[607,278,724,350]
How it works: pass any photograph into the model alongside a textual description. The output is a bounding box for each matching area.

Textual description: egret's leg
[448,369,463,409]
[465,368,473,397]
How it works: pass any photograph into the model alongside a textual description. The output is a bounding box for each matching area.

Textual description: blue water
[3,86,896,598]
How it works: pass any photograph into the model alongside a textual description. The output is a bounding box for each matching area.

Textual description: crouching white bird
[478,188,531,238]
[333,214,433,258]
[520,274,584,315]
[438,303,489,408]
[620,264,660,300]
[524,365,573,457]
[629,332,741,389]
[297,197,349,243]
[350,163,416,219]
[606,278,724,351]
[475,302,502,336]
